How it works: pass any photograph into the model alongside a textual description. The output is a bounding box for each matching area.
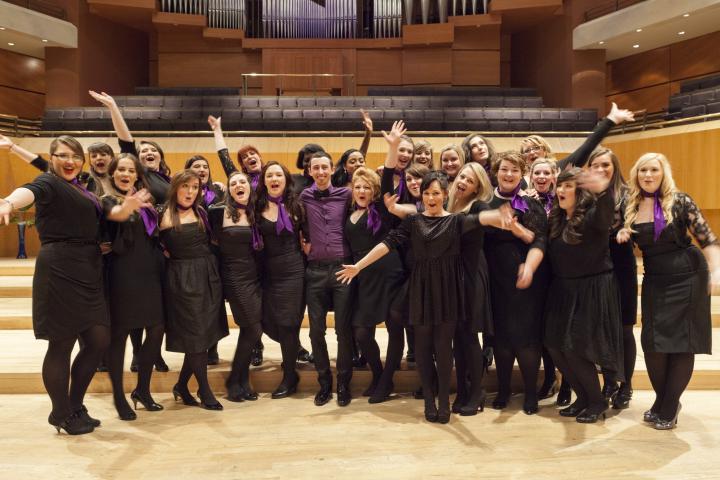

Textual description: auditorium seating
[667,74,720,120]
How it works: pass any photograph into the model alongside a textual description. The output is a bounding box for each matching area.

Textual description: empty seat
[530,120,552,131]
[552,120,573,131]
[503,109,523,120]
[700,75,720,90]
[668,95,690,114]
[680,78,704,93]
[487,120,510,131]
[373,97,393,108]
[145,96,164,107]
[503,97,523,108]
[576,120,596,131]
[180,108,202,119]
[181,97,202,108]
[141,108,162,120]
[578,110,598,122]
[297,97,316,107]
[707,101,720,114]
[354,97,374,108]
[303,109,323,119]
[44,109,64,119]
[509,120,531,131]
[466,98,487,107]
[239,97,259,108]
[257,97,278,108]
[560,110,578,120]
[392,97,413,108]
[464,109,484,120]
[220,97,239,109]
[484,97,504,107]
[323,109,344,119]
[242,109,263,119]
[690,89,716,105]
[540,109,560,120]
[334,97,354,108]
[444,109,465,120]
[523,97,543,108]
[484,108,504,120]
[125,97,146,107]
[163,97,182,108]
[283,109,302,119]
[410,97,430,108]
[681,105,706,117]
[202,97,223,108]
[522,109,541,120]
[316,97,336,107]
[83,108,104,120]
[160,108,181,120]
[402,109,424,120]
[278,97,297,108]
[63,108,84,119]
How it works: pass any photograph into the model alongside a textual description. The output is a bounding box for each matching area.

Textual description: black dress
[484,194,549,348]
[344,202,405,327]
[610,195,638,325]
[24,173,109,340]
[633,193,715,354]
[258,216,305,328]
[209,207,262,327]
[382,213,481,326]
[160,222,228,353]
[544,191,624,378]
[461,201,494,334]
[102,197,165,330]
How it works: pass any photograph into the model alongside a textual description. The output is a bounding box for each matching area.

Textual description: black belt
[308,258,351,268]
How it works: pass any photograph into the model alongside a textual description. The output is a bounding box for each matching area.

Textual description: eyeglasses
[52,153,84,162]
[522,146,543,155]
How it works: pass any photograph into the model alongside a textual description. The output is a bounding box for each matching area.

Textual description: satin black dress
[24,173,109,340]
[160,222,228,353]
[633,193,715,354]
[209,207,262,327]
[544,192,624,379]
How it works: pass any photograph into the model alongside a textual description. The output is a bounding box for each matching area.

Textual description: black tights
[227,323,263,388]
[42,325,110,419]
[541,347,556,384]
[108,324,163,413]
[177,351,216,403]
[644,352,694,420]
[494,344,541,405]
[549,348,605,413]
[602,325,637,388]
[354,309,405,395]
[415,323,455,412]
[454,326,486,405]
[264,324,300,381]
[129,327,166,363]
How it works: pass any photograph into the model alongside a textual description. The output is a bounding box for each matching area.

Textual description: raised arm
[0,134,48,172]
[384,193,417,219]
[208,115,237,177]
[556,102,635,171]
[336,242,390,284]
[477,202,515,230]
[358,109,373,158]
[89,90,133,143]
[0,188,36,225]
[382,120,406,169]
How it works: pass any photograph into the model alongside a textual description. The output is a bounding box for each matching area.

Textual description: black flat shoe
[576,403,608,424]
[352,355,368,369]
[154,356,170,372]
[559,401,587,417]
[523,397,539,415]
[207,351,220,366]
[362,378,379,397]
[226,383,246,403]
[271,374,300,399]
[452,394,467,414]
[368,382,394,404]
[49,412,94,435]
[239,385,259,401]
[556,384,572,406]
[76,405,101,427]
[114,399,137,421]
[437,407,451,424]
[314,384,333,406]
[602,382,620,402]
[337,384,352,407]
[537,377,557,400]
[459,391,487,416]
[297,347,313,364]
[613,383,633,410]
[172,384,199,406]
[131,390,163,411]
[424,401,438,423]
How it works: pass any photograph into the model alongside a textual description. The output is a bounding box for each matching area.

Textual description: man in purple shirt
[300,152,354,407]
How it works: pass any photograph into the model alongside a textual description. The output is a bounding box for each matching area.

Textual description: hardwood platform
[1,391,719,479]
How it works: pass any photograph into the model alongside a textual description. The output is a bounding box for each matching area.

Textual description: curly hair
[623,152,677,231]
[349,166,381,207]
[548,168,596,245]
[492,150,527,177]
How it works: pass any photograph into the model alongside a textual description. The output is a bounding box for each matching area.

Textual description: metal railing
[0,114,42,137]
[584,0,647,22]
[241,73,356,96]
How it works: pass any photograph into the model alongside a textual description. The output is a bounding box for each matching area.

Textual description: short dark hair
[295,143,325,170]
[420,170,449,194]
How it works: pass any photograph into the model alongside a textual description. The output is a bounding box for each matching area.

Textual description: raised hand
[577,169,611,194]
[524,187,539,200]
[607,102,635,125]
[0,199,12,225]
[123,188,152,214]
[498,202,515,230]
[89,90,117,109]
[360,109,373,132]
[208,115,222,132]
[381,120,407,147]
[516,263,534,289]
[616,228,631,244]
[383,193,399,214]
[336,264,360,284]
[0,134,13,150]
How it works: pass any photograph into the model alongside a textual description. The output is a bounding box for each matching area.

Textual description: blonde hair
[623,153,677,230]
[439,144,465,173]
[529,157,558,191]
[520,135,555,160]
[413,140,434,169]
[350,166,381,206]
[447,162,493,213]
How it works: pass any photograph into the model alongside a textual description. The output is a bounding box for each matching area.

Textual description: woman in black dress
[343,167,406,402]
[0,136,149,434]
[160,170,228,410]
[102,153,166,420]
[256,161,307,398]
[587,148,638,410]
[339,171,513,424]
[545,167,624,423]
[617,153,719,429]
[209,171,263,402]
[484,151,549,415]
[446,162,494,415]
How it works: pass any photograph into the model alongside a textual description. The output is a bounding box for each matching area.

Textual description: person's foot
[250,346,263,367]
[114,397,137,421]
[612,383,633,410]
[297,347,314,363]
[556,383,572,406]
[154,356,170,372]
[314,383,333,406]
[271,373,300,399]
[337,384,352,407]
[492,392,510,410]
[352,354,368,369]
[537,376,557,399]
[207,348,220,366]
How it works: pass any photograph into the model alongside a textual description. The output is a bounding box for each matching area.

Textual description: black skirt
[33,242,110,340]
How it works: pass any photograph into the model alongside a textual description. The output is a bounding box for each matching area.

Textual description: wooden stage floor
[0,391,719,479]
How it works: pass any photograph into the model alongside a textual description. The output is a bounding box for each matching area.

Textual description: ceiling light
[683,13,690,17]
[678,31,685,35]
[0,27,5,30]
[636,28,642,32]
[42,39,48,42]
[7,42,15,46]
[599,41,605,45]
[633,44,640,48]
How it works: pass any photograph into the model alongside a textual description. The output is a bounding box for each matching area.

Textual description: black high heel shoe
[368,381,394,404]
[601,382,620,402]
[172,384,199,406]
[437,407,451,424]
[76,405,101,427]
[559,401,587,417]
[613,383,633,410]
[114,398,137,421]
[250,345,264,367]
[643,409,659,423]
[459,391,487,416]
[271,373,299,399]
[492,392,509,410]
[131,390,163,411]
[654,403,681,430]
[537,377,558,400]
[197,391,223,411]
[523,396,539,415]
[154,356,170,373]
[239,384,259,401]
[451,393,467,414]
[576,402,609,424]
[556,383,572,406]
[48,412,94,435]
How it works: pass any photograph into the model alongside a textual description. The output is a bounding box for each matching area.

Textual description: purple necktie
[202,185,216,206]
[539,192,555,214]
[138,206,158,237]
[268,195,294,235]
[236,203,263,251]
[642,190,666,241]
[356,203,382,235]
[394,168,406,199]
[249,173,260,191]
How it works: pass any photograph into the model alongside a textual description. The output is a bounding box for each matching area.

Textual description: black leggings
[227,323,263,388]
[644,352,694,420]
[415,323,455,412]
[42,325,110,418]
[354,308,405,395]
[602,324,637,388]
[454,325,486,404]
[108,324,163,408]
[494,344,541,403]
[264,323,300,380]
[549,348,605,413]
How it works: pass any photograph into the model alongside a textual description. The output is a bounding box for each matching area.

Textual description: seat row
[366,86,538,97]
[134,86,240,96]
[679,73,720,94]
[104,95,546,109]
[668,85,720,119]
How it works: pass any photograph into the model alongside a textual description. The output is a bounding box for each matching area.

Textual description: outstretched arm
[384,193,417,219]
[105,189,153,222]
[382,120,406,169]
[0,188,35,225]
[89,90,133,142]
[358,109,373,158]
[208,115,237,177]
[336,242,390,284]
[516,247,544,289]
[0,135,45,169]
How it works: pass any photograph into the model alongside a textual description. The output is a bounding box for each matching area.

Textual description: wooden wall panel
[670,31,720,81]
[606,47,669,95]
[261,49,346,93]
[157,31,245,53]
[452,50,501,85]
[356,50,403,86]
[452,25,501,50]
[402,48,452,85]
[402,23,453,46]
[0,50,45,94]
[158,53,262,87]
[0,87,45,119]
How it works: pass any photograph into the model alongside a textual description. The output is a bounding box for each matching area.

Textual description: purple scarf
[236,204,263,251]
[202,185,217,206]
[642,190,666,241]
[268,195,294,235]
[394,168,406,199]
[539,191,555,214]
[498,183,528,213]
[249,172,260,191]
[138,206,158,237]
[71,178,102,214]
[357,203,382,235]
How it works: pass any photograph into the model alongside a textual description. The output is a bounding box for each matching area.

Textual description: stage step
[0,328,718,394]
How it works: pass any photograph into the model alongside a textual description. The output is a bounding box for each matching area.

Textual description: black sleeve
[522,198,549,253]
[382,215,413,250]
[118,139,138,157]
[101,196,128,254]
[207,204,226,232]
[586,190,616,234]
[381,167,395,197]
[680,193,719,248]
[30,156,49,172]
[556,118,615,171]
[22,172,56,205]
[217,148,238,178]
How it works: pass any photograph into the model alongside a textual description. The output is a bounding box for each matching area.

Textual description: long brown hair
[588,147,627,206]
[225,171,258,225]
[139,140,171,176]
[548,168,595,245]
[164,170,205,232]
[106,153,147,200]
[255,161,304,225]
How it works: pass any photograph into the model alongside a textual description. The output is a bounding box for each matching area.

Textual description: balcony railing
[584,0,647,22]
